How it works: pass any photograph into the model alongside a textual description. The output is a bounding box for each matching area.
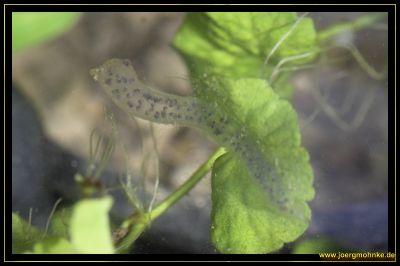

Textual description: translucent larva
[90,58,287,211]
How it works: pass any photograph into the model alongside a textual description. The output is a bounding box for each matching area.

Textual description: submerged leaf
[70,197,114,254]
[174,12,317,90]
[27,237,76,254]
[12,213,42,253]
[174,12,315,253]
[210,79,314,253]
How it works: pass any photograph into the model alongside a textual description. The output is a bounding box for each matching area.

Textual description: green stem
[150,147,225,219]
[115,147,226,253]
[317,13,386,43]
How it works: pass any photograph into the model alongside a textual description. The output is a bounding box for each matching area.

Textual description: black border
[3,4,396,12]
[2,0,399,5]
[5,2,396,262]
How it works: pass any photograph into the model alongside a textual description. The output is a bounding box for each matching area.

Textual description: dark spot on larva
[108,71,113,76]
[210,121,216,129]
[166,98,179,108]
[126,92,132,98]
[154,112,160,119]
[112,89,120,94]
[153,97,162,103]
[105,78,112,85]
[177,114,181,119]
[161,111,166,118]
[116,78,121,84]
[145,111,150,116]
[127,101,134,108]
[162,106,168,111]
[137,99,142,106]
[133,88,140,94]
[121,77,127,83]
[115,73,120,78]
[167,99,174,108]
[169,112,174,117]
[143,93,153,102]
[123,60,130,67]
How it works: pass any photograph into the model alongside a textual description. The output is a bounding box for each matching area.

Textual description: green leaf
[48,207,73,239]
[27,236,77,254]
[271,72,294,100]
[12,212,42,253]
[174,12,315,254]
[173,12,318,94]
[15,198,114,254]
[12,12,81,53]
[13,212,75,254]
[209,79,314,254]
[70,197,114,254]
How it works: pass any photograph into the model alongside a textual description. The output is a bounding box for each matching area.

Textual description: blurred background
[12,12,388,253]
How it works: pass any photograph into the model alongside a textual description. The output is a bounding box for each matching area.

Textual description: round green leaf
[210,79,314,254]
[174,12,318,96]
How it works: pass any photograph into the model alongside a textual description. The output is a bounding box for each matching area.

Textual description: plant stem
[115,147,226,253]
[317,13,386,43]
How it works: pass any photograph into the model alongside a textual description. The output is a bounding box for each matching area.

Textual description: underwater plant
[12,12,386,254]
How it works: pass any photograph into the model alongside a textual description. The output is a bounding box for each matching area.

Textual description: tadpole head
[90,58,138,89]
[89,67,102,81]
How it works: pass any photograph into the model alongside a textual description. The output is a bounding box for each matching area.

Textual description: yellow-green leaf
[70,197,114,254]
